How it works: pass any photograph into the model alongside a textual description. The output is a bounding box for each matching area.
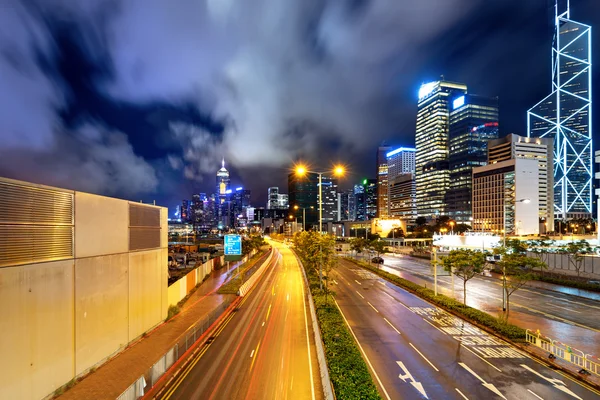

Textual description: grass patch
[345,257,527,341]
[299,257,381,399]
[217,250,269,294]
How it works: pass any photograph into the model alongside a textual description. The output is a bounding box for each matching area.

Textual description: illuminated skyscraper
[387,147,416,181]
[376,145,392,218]
[447,94,499,223]
[415,80,467,220]
[365,179,377,220]
[216,159,231,228]
[216,159,230,201]
[528,1,592,219]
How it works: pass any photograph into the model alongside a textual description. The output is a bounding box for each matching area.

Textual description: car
[371,256,384,264]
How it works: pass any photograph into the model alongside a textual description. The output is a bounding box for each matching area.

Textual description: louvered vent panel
[0,225,73,267]
[0,181,73,225]
[129,205,160,227]
[130,227,160,251]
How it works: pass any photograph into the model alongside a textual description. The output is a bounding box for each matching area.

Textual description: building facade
[320,176,338,222]
[488,134,554,230]
[446,94,499,223]
[354,184,366,221]
[337,191,349,221]
[527,3,592,219]
[415,80,468,220]
[267,187,279,209]
[365,178,378,220]
[389,173,417,221]
[387,147,416,181]
[376,145,392,218]
[288,172,319,227]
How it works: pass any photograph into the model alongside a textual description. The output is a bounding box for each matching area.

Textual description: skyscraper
[528,2,592,219]
[216,159,231,228]
[347,188,357,221]
[415,80,467,220]
[387,147,416,182]
[389,173,416,220]
[354,184,366,221]
[289,172,319,227]
[365,179,378,220]
[376,145,392,218]
[267,187,279,209]
[337,192,349,221]
[446,94,499,223]
[181,199,190,223]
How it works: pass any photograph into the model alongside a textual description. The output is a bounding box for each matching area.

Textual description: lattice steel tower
[527,0,592,219]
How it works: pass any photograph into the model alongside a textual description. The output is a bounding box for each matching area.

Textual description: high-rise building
[233,187,251,227]
[354,184,366,221]
[446,94,499,223]
[389,173,417,220]
[387,147,416,181]
[267,187,279,209]
[528,3,592,219]
[488,134,554,230]
[415,80,467,220]
[181,199,190,223]
[347,189,356,221]
[277,194,289,209]
[376,145,392,218]
[216,159,231,228]
[289,172,319,227]
[320,176,338,222]
[365,179,378,220]
[337,192,349,221]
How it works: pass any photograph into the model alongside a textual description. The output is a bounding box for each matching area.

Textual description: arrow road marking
[396,361,429,399]
[459,362,506,399]
[521,364,582,399]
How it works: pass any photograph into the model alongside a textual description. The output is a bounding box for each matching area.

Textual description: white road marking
[521,364,582,399]
[250,350,255,358]
[301,265,316,400]
[460,344,502,372]
[546,302,581,314]
[378,281,386,285]
[367,302,379,313]
[423,319,447,335]
[355,279,362,285]
[528,389,544,399]
[409,343,438,372]
[356,291,365,299]
[262,322,265,327]
[459,362,506,399]
[383,318,401,335]
[382,291,395,300]
[455,388,469,400]
[335,299,392,400]
[396,361,429,399]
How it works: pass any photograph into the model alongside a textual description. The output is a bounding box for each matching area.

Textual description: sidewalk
[57,266,236,400]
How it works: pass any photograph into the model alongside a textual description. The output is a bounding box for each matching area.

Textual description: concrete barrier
[238,250,275,297]
[167,256,223,307]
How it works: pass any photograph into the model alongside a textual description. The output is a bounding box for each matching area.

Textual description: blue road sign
[224,234,242,256]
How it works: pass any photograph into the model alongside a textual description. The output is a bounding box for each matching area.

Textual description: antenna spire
[222,158,225,169]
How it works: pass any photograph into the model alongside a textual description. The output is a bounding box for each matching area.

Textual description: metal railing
[117,299,235,399]
[526,329,600,376]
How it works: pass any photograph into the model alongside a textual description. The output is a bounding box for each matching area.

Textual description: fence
[527,251,600,278]
[526,329,600,376]
[167,255,225,307]
[117,299,235,400]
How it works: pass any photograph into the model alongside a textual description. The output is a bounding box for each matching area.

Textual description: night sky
[0,0,599,215]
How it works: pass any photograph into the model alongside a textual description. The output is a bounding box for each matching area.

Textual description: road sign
[224,234,242,261]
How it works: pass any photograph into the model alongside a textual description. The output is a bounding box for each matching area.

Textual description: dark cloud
[0,0,598,209]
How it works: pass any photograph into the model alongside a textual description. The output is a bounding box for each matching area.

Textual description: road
[367,253,600,354]
[333,258,600,399]
[159,242,321,400]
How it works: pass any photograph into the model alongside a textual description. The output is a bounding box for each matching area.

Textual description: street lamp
[295,164,345,289]
[449,221,455,234]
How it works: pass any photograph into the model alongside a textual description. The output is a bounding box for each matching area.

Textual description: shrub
[344,258,527,341]
[166,305,180,321]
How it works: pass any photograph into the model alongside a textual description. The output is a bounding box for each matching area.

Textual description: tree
[497,252,546,317]
[561,239,592,277]
[504,238,527,255]
[525,238,553,274]
[415,216,427,227]
[369,239,387,265]
[293,231,338,302]
[387,227,405,238]
[350,237,369,258]
[441,249,486,304]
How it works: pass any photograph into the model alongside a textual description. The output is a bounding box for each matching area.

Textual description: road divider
[238,250,275,296]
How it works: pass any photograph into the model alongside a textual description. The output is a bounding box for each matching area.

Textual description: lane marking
[455,388,469,400]
[335,299,392,400]
[460,344,502,372]
[250,350,255,358]
[520,364,582,399]
[266,304,272,321]
[356,291,365,299]
[367,302,379,313]
[378,281,386,286]
[355,279,362,285]
[300,260,317,400]
[249,340,261,371]
[409,343,438,372]
[459,362,506,399]
[423,319,447,335]
[546,302,581,314]
[396,361,429,399]
[383,318,401,335]
[262,321,265,327]
[382,291,395,300]
[528,389,544,400]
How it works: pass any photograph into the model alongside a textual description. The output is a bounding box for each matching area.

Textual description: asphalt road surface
[160,243,321,400]
[370,254,600,354]
[332,258,600,399]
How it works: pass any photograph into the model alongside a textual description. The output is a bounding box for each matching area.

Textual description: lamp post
[502,198,530,312]
[449,221,455,234]
[295,164,345,289]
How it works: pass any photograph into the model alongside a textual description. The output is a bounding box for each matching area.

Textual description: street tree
[387,227,405,238]
[504,238,528,255]
[415,216,427,227]
[561,239,592,277]
[369,239,387,265]
[497,252,546,317]
[293,231,338,299]
[441,249,486,304]
[350,237,369,259]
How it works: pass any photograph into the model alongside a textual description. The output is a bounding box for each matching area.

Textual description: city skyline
[0,1,598,211]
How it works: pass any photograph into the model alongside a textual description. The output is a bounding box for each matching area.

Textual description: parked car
[371,256,384,264]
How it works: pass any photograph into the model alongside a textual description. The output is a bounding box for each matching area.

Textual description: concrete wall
[0,260,74,400]
[527,252,600,279]
[0,181,168,400]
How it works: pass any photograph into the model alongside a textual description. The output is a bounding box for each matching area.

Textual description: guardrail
[526,329,600,376]
[116,299,234,399]
[238,249,274,296]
